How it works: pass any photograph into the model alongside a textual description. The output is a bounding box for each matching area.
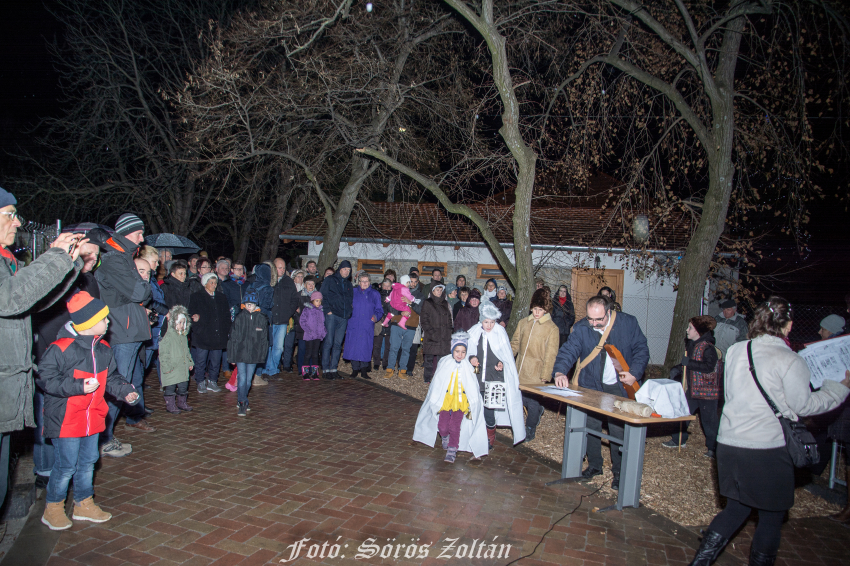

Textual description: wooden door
[570,268,625,321]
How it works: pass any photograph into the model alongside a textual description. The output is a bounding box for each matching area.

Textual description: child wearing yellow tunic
[438,335,471,463]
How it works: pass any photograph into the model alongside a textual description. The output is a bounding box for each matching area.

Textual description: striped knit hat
[114,213,144,236]
[451,332,469,352]
[67,291,109,331]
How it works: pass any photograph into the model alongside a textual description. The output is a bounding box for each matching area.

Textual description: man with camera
[96,213,157,456]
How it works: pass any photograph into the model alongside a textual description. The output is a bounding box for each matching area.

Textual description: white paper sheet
[538,386,583,398]
[799,335,850,389]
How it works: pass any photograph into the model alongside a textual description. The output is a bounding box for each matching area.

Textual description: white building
[282,202,691,364]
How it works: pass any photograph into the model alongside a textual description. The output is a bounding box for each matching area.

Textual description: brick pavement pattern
[40,374,850,566]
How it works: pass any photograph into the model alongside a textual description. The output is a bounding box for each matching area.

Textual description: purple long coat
[344,285,384,362]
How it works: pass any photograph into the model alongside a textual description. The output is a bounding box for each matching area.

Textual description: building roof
[282,202,693,251]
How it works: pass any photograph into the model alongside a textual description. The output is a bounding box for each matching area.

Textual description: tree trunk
[233,205,255,265]
[260,182,295,262]
[316,156,375,272]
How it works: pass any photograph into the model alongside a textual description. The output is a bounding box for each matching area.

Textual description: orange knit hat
[67,291,109,331]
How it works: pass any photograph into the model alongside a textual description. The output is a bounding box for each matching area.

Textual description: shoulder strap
[571,310,616,388]
[746,340,782,418]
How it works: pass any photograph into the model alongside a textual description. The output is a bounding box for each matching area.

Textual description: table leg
[546,405,587,486]
[617,423,647,510]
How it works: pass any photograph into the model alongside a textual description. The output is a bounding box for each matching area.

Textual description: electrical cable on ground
[503,484,604,565]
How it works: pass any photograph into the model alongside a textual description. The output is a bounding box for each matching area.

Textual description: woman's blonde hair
[138,245,159,262]
[264,261,278,287]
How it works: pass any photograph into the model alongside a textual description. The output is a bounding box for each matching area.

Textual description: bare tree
[180,0,461,271]
[13,0,247,235]
[548,0,850,366]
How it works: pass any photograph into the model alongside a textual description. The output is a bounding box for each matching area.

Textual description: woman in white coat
[467,301,526,448]
[413,333,488,461]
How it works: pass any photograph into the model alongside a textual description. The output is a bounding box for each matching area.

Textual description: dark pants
[373,331,390,369]
[322,314,348,371]
[407,343,420,373]
[305,339,321,367]
[438,410,464,449]
[484,406,497,428]
[586,382,626,473]
[191,347,223,384]
[522,393,544,430]
[163,381,189,396]
[33,388,54,477]
[297,338,306,370]
[423,354,439,382]
[0,433,10,508]
[673,396,719,451]
[708,498,784,555]
[282,329,296,370]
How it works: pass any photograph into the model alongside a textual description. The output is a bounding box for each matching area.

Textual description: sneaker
[323,370,336,381]
[662,439,686,449]
[237,402,247,417]
[704,450,716,459]
[580,467,602,480]
[611,472,620,491]
[72,497,112,523]
[205,380,221,393]
[525,425,537,442]
[100,438,132,457]
[41,500,72,531]
[197,380,207,394]
[252,375,268,386]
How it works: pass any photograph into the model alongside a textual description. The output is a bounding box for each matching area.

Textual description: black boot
[687,529,728,566]
[748,548,776,566]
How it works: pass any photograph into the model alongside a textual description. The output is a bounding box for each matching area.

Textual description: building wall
[304,241,680,364]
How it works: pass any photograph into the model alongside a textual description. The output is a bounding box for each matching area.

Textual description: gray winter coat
[0,247,80,433]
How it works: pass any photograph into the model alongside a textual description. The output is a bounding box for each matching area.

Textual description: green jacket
[158,306,193,388]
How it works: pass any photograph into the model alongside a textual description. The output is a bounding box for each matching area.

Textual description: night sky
[0,1,847,306]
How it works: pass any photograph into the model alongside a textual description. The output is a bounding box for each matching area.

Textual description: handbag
[746,341,819,467]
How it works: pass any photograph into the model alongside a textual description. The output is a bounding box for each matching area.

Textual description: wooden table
[521,384,696,511]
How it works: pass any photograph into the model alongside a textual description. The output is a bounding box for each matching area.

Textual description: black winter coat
[95,233,152,345]
[491,297,513,323]
[271,274,301,325]
[551,295,576,336]
[320,270,353,319]
[161,276,192,309]
[188,290,232,350]
[421,293,453,356]
[227,309,269,364]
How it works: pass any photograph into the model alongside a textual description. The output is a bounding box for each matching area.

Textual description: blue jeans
[387,325,416,370]
[261,324,288,375]
[46,435,99,504]
[322,314,348,371]
[191,347,223,384]
[236,363,257,404]
[102,341,143,440]
[33,388,54,477]
[282,329,296,369]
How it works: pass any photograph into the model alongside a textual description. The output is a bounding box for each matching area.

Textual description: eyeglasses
[586,314,608,323]
[0,211,24,224]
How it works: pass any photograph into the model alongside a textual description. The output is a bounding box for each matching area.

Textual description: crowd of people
[3,184,850,566]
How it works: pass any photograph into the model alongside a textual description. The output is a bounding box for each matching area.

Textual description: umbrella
[61,222,113,234]
[144,233,200,255]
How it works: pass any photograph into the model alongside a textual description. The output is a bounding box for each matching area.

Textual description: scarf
[558,296,566,305]
[0,246,17,275]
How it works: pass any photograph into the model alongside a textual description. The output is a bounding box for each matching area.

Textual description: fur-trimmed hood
[168,305,191,336]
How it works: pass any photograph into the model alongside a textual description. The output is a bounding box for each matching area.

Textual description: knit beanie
[445,283,457,294]
[338,260,352,270]
[399,275,411,286]
[67,291,109,331]
[311,291,323,301]
[451,332,469,352]
[0,187,17,209]
[201,273,217,286]
[243,291,258,305]
[820,314,846,335]
[479,300,502,322]
[114,213,144,236]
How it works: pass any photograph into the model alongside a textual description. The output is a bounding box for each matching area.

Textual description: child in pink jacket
[382,275,415,329]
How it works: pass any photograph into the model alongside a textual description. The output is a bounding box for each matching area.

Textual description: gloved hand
[680,355,689,366]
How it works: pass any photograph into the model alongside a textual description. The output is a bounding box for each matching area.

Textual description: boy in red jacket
[36,291,139,530]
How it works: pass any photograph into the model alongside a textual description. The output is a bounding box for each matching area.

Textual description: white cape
[413,356,489,457]
[466,323,527,444]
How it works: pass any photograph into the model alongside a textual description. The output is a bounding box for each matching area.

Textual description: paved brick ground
[32,373,850,566]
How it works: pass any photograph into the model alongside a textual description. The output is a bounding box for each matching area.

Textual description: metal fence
[12,220,61,264]
[786,304,848,348]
